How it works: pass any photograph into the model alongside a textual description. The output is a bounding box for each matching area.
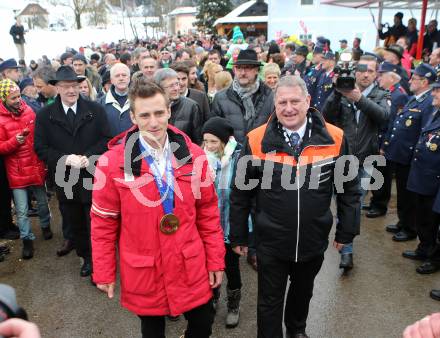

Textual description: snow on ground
[0,2,156,62]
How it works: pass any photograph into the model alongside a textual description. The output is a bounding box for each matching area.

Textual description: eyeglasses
[57,83,79,89]
[235,66,257,72]
[162,82,180,89]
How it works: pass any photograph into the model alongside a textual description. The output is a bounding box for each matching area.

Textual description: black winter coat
[210,82,274,143]
[322,84,390,163]
[229,110,360,262]
[170,96,203,145]
[9,24,25,44]
[34,95,112,203]
[187,88,210,125]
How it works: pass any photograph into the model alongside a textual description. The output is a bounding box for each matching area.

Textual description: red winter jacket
[91,125,225,316]
[0,100,46,188]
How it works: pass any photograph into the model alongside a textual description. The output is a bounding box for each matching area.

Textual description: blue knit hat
[232,26,244,43]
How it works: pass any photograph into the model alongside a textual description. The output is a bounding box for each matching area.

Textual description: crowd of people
[1,14,440,337]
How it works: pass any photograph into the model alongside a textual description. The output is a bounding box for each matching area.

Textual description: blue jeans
[12,186,50,240]
[340,167,366,255]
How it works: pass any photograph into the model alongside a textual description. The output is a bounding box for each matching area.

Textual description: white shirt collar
[415,89,431,100]
[183,88,189,97]
[61,101,78,114]
[139,133,170,159]
[283,118,307,140]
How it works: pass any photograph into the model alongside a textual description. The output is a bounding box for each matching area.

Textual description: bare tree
[50,0,90,29]
[88,0,108,27]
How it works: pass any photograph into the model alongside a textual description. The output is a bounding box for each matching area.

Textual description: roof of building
[18,3,49,16]
[214,0,268,26]
[168,6,197,16]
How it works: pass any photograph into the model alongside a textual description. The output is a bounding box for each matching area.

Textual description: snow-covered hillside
[0,1,157,62]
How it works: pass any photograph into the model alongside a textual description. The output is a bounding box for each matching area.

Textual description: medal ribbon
[139,142,174,215]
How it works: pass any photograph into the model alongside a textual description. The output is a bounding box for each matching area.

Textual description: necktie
[67,108,75,129]
[289,132,301,156]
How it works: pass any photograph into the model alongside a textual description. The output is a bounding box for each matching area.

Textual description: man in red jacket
[91,79,225,338]
[0,79,52,259]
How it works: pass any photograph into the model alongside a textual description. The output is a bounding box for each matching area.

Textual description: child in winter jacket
[202,117,251,328]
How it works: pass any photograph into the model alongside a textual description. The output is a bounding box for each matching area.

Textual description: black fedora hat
[48,66,82,85]
[232,49,261,67]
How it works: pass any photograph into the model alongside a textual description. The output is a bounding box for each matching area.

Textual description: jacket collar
[48,95,93,134]
[123,126,193,177]
[105,86,130,111]
[261,108,334,155]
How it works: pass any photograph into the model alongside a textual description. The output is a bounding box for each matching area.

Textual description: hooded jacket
[0,100,46,188]
[91,125,225,316]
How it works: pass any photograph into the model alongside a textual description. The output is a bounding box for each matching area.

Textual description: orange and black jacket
[229,109,361,262]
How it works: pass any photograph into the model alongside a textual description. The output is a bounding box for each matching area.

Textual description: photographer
[378,12,408,47]
[322,54,390,271]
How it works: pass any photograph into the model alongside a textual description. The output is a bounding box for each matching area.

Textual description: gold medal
[405,119,412,127]
[160,214,179,234]
[430,143,438,152]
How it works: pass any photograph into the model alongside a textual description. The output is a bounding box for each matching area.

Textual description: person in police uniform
[367,62,409,221]
[303,46,325,98]
[310,51,335,112]
[382,64,435,244]
[429,186,440,300]
[405,76,440,275]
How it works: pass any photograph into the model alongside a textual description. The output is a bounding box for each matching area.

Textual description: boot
[22,239,34,260]
[41,225,53,240]
[225,288,241,328]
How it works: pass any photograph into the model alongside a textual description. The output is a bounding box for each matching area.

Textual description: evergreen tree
[195,0,232,34]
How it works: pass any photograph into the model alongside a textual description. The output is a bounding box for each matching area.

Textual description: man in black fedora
[34,66,112,278]
[211,48,274,271]
[211,49,274,143]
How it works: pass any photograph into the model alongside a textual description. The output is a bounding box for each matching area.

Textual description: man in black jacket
[210,49,274,144]
[154,68,202,144]
[230,76,360,338]
[171,62,210,124]
[34,66,112,278]
[9,17,25,60]
[322,54,389,270]
[378,12,407,47]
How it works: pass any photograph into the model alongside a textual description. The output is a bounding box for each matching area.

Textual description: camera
[0,284,27,324]
[333,52,368,90]
[380,22,390,29]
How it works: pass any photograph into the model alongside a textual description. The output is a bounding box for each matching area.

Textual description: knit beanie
[202,117,234,144]
[232,26,244,43]
[0,79,20,102]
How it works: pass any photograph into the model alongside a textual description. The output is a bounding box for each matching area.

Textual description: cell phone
[21,128,30,136]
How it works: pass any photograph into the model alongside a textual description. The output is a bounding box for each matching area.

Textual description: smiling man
[91,79,224,338]
[98,63,132,137]
[34,66,112,278]
[229,75,360,338]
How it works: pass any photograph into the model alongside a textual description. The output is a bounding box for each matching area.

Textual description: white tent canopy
[321,0,436,58]
[321,0,440,9]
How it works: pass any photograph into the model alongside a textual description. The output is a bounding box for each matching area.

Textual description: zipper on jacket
[294,143,335,262]
[295,167,300,262]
